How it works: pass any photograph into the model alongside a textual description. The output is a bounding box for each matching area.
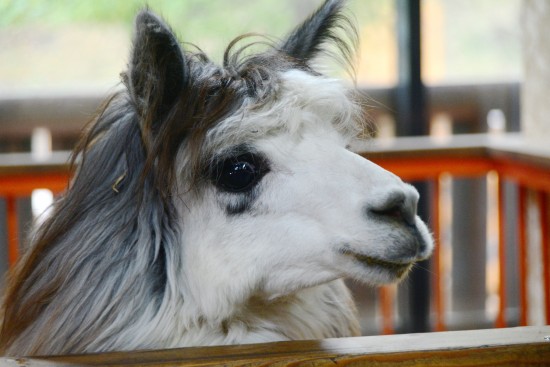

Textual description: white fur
[2,70,432,356]
[122,70,433,350]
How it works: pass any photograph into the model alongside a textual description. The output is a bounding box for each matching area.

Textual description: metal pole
[395,0,431,333]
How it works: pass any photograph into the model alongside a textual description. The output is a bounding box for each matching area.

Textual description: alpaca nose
[368,189,418,227]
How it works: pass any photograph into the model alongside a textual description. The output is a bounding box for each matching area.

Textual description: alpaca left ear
[127,10,188,125]
[279,0,347,63]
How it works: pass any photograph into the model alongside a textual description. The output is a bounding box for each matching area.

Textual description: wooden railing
[1,133,550,333]
[360,133,550,331]
[0,151,71,264]
[4,326,550,366]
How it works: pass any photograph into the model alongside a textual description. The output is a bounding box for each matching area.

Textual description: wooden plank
[2,135,550,190]
[5,326,549,367]
[0,152,71,196]
[0,172,70,196]
[365,135,550,183]
[0,151,71,175]
[358,133,550,168]
[367,156,494,181]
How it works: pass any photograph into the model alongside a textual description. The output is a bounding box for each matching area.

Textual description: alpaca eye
[214,153,267,193]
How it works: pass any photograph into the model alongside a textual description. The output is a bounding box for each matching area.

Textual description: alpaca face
[175,69,433,318]
[0,1,434,356]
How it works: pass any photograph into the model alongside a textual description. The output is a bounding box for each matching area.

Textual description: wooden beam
[9,326,550,367]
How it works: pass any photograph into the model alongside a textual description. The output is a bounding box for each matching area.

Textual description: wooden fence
[1,132,550,363]
[361,133,550,330]
[2,133,550,329]
[4,326,550,366]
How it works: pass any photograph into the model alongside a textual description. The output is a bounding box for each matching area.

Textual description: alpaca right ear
[127,10,188,126]
[279,0,348,63]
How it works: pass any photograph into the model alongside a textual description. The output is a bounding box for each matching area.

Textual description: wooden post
[431,176,445,331]
[518,185,528,326]
[496,175,507,328]
[537,191,550,324]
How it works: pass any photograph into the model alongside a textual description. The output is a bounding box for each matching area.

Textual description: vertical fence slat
[6,195,19,266]
[379,286,394,335]
[431,176,445,331]
[537,191,550,324]
[518,186,528,326]
[496,176,507,328]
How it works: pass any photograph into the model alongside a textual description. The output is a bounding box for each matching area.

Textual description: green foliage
[0,0,298,31]
[1,0,136,27]
[0,0,312,60]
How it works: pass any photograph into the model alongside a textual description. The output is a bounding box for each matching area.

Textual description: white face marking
[175,70,433,320]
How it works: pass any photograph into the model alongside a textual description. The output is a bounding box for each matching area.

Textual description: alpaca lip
[355,254,411,272]
[340,248,413,275]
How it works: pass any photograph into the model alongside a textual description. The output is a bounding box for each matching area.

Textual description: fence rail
[0,151,70,264]
[361,133,550,331]
[1,133,550,334]
[5,326,550,366]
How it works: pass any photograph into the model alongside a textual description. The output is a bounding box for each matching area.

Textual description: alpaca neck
[158,279,360,348]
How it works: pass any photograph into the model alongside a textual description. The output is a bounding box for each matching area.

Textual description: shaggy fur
[0,0,433,356]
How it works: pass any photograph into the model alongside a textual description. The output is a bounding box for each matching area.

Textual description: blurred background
[0,0,521,92]
[0,0,536,336]
[0,0,522,152]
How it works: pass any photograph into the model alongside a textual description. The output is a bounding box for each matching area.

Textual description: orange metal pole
[537,191,550,324]
[379,286,394,335]
[518,186,528,326]
[431,177,445,331]
[6,195,19,266]
[495,176,507,328]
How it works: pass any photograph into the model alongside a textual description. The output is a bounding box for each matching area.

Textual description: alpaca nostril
[369,192,416,226]
[370,206,412,227]
[370,205,404,221]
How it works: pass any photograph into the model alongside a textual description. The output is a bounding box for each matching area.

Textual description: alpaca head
[0,0,434,356]
[123,1,433,319]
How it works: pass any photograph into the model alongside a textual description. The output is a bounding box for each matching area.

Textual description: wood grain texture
[2,326,549,367]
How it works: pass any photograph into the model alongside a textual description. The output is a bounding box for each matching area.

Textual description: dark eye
[213,153,268,193]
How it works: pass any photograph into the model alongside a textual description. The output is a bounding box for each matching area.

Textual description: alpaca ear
[279,0,347,63]
[127,10,187,125]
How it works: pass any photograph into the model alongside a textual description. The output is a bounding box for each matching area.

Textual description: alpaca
[0,0,433,356]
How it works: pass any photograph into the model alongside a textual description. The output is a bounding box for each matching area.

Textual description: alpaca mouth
[340,248,413,277]
[354,253,412,275]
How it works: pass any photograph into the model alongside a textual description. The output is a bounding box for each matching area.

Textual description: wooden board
[2,326,549,367]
